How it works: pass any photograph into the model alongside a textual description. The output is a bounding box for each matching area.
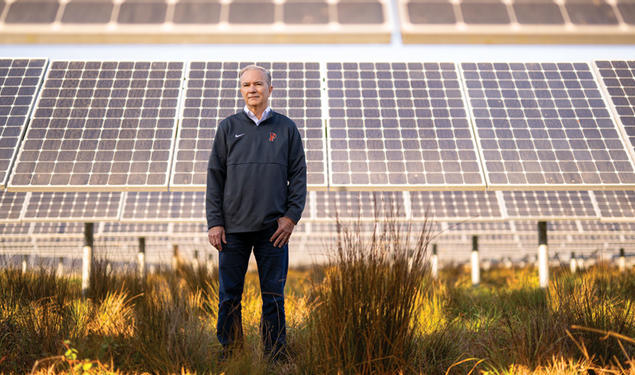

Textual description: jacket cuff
[207,220,225,230]
[283,211,301,225]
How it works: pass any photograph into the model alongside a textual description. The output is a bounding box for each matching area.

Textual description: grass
[0,224,633,374]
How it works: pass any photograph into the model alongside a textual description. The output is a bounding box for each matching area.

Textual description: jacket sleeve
[206,121,227,230]
[284,123,307,224]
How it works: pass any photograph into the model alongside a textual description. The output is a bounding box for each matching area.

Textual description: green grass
[0,234,633,374]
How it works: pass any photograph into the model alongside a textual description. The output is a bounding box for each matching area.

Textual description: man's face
[240,69,273,109]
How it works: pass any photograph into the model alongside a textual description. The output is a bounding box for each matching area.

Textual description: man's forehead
[240,69,267,82]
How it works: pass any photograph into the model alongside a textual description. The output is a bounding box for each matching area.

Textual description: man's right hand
[208,226,227,251]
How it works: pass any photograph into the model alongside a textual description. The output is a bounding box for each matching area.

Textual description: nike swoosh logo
[235,133,245,138]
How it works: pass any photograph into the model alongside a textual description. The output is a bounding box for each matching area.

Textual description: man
[206,64,307,361]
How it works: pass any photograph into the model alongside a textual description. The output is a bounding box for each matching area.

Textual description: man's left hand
[270,216,295,248]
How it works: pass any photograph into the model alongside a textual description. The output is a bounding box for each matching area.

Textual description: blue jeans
[217,223,288,354]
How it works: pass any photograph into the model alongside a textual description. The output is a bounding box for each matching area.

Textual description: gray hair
[239,65,272,87]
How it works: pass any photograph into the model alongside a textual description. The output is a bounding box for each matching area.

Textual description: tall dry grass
[301,214,433,374]
[0,241,633,374]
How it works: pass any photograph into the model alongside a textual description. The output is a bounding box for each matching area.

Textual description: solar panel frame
[170,60,328,191]
[460,62,635,189]
[409,191,503,221]
[7,60,185,192]
[0,58,48,190]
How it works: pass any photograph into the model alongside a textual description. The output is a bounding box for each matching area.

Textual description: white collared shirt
[244,105,272,126]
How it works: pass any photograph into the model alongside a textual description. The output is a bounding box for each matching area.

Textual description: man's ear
[269,85,274,94]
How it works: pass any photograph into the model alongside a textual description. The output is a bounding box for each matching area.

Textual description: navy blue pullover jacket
[206,110,307,233]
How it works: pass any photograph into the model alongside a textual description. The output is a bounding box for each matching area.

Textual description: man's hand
[208,226,227,251]
[269,217,295,248]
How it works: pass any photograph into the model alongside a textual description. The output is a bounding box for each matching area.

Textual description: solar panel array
[0,58,47,189]
[0,0,391,44]
[0,59,633,264]
[9,61,183,191]
[172,61,327,190]
[399,0,635,43]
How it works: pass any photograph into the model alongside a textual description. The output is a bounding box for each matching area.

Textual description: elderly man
[206,64,307,361]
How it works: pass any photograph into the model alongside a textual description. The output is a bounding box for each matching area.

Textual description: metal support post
[570,252,577,274]
[82,223,94,298]
[193,249,200,269]
[538,221,549,289]
[21,254,28,273]
[57,257,64,278]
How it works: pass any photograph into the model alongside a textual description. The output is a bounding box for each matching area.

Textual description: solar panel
[445,221,511,233]
[579,220,625,232]
[313,191,407,220]
[502,191,598,219]
[409,191,501,220]
[0,58,47,189]
[591,190,635,220]
[513,220,580,233]
[0,222,31,236]
[32,221,84,235]
[100,222,170,236]
[8,60,184,191]
[0,190,27,222]
[595,61,635,156]
[462,62,635,188]
[0,0,391,43]
[327,62,484,189]
[120,191,205,222]
[399,0,635,43]
[171,61,327,190]
[21,192,122,222]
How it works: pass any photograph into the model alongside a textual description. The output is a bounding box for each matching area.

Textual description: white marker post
[21,254,28,274]
[618,248,626,273]
[57,257,64,278]
[538,221,549,289]
[570,252,577,274]
[82,223,94,298]
[471,236,480,286]
[137,237,146,280]
[431,243,438,280]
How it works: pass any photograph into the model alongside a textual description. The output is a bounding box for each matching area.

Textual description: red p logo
[269,132,277,142]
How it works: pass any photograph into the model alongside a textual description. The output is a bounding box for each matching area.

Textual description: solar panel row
[1,189,633,223]
[3,59,635,192]
[0,0,632,43]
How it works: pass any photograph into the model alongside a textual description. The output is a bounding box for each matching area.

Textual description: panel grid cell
[121,191,205,222]
[32,221,84,234]
[0,190,27,222]
[592,190,635,219]
[9,60,184,191]
[0,222,31,235]
[327,62,484,188]
[595,61,635,156]
[172,61,326,189]
[22,192,122,221]
[100,222,170,234]
[463,62,635,187]
[503,191,597,219]
[0,58,47,189]
[410,191,501,220]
